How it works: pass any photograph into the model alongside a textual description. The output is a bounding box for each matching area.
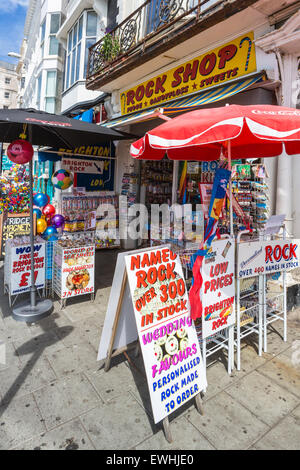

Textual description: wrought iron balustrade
[86,0,223,82]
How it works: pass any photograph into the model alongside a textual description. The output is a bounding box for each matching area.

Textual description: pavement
[0,249,300,450]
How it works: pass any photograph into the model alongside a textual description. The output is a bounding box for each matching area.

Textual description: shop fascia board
[114,23,270,101]
[91,9,270,94]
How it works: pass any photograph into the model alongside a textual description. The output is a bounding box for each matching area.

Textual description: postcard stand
[100,248,205,444]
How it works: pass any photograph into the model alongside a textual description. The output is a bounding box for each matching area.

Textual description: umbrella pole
[12,126,53,323]
[228,140,233,237]
[29,154,36,308]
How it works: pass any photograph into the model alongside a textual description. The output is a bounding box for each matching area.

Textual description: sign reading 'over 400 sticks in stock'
[125,247,207,424]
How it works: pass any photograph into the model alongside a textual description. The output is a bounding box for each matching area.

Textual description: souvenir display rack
[141,160,173,210]
[61,193,120,250]
[224,162,269,233]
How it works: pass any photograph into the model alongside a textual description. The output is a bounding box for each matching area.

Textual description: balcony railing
[86,0,225,86]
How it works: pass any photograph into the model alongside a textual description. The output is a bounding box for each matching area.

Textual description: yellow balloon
[37,218,47,234]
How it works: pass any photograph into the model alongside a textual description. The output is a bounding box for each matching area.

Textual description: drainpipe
[275,49,293,236]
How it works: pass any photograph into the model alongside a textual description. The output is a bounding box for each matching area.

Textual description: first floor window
[45,71,57,113]
[64,10,98,91]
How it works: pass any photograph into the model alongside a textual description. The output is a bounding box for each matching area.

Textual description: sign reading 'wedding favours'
[125,247,207,424]
[201,238,235,339]
[237,239,300,279]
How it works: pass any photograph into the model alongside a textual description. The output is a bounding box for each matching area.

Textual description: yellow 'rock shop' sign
[120,32,256,116]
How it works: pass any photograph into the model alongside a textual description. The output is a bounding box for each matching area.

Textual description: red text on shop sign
[204,262,234,293]
[126,45,238,107]
[265,243,297,263]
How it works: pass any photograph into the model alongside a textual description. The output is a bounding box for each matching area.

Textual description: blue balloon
[33,193,48,208]
[48,235,59,242]
[43,226,58,240]
[33,207,42,219]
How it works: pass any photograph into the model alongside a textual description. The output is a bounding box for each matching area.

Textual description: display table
[52,241,95,309]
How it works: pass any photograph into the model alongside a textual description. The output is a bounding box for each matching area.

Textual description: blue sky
[0,0,28,64]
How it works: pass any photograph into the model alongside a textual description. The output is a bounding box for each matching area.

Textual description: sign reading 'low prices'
[121,32,256,115]
[61,245,95,298]
[237,239,300,279]
[201,239,235,339]
[125,247,207,424]
[11,242,46,296]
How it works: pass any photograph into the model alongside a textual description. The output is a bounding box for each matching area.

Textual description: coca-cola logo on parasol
[251,110,300,116]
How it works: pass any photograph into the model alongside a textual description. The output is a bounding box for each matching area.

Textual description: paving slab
[85,361,145,404]
[253,414,300,450]
[0,341,20,372]
[0,315,32,343]
[186,391,269,450]
[33,373,101,431]
[54,316,103,350]
[257,352,300,398]
[280,341,300,369]
[13,330,66,363]
[292,404,300,419]
[80,391,154,450]
[135,416,214,450]
[45,341,99,379]
[0,393,46,449]
[226,370,299,426]
[236,342,270,375]
[13,418,95,450]
[203,360,239,401]
[26,311,71,335]
[0,356,57,405]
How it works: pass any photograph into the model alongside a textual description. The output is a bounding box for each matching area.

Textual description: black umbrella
[0,109,131,323]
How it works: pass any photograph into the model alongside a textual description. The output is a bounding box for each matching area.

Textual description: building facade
[19,0,66,113]
[56,0,108,115]
[85,0,300,237]
[0,61,18,109]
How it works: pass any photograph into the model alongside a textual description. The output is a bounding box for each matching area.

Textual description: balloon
[7,140,34,164]
[33,208,42,219]
[51,214,65,228]
[45,215,52,226]
[48,235,59,242]
[37,218,48,234]
[52,169,73,190]
[43,226,58,240]
[33,193,49,208]
[42,204,56,217]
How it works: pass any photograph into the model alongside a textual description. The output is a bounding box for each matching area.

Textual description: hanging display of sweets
[0,164,30,214]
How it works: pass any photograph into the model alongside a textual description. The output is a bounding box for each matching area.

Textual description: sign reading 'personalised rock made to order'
[125,247,207,424]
